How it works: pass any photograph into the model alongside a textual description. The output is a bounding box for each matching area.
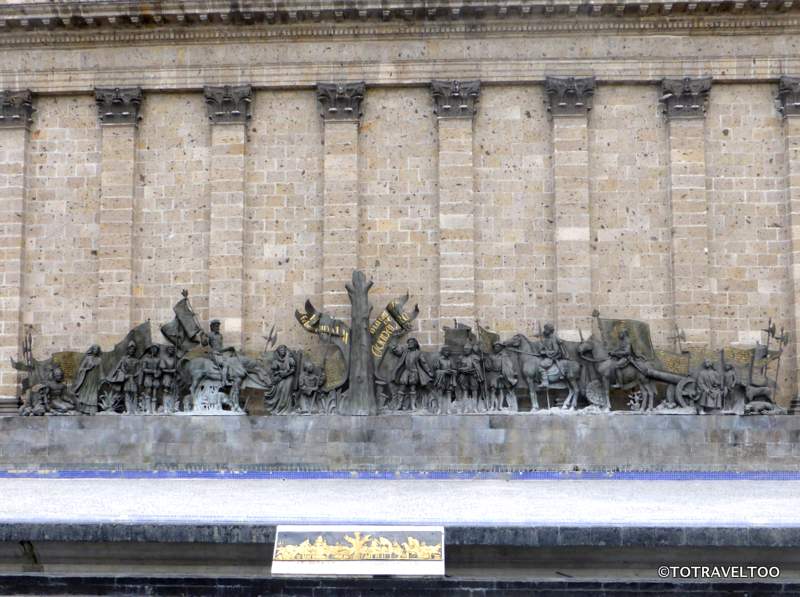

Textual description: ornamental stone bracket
[0,90,34,128]
[660,77,713,119]
[545,76,595,116]
[316,82,366,121]
[95,87,143,125]
[431,80,481,118]
[778,76,800,117]
[204,85,252,124]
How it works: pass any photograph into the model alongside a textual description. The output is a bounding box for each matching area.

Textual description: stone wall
[0,414,798,471]
[2,0,800,412]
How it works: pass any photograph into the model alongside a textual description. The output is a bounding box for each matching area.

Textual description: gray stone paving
[0,479,797,527]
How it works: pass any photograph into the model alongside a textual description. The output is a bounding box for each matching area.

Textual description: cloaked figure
[106,341,141,414]
[72,344,103,415]
[264,345,296,415]
[391,338,433,412]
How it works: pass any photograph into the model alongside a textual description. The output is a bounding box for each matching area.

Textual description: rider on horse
[536,324,567,388]
[608,328,647,388]
[203,319,231,387]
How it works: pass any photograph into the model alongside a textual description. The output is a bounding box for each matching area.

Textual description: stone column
[779,76,800,413]
[0,91,33,414]
[431,80,480,331]
[95,88,143,348]
[662,77,713,348]
[317,82,365,318]
[205,85,251,350]
[546,77,595,340]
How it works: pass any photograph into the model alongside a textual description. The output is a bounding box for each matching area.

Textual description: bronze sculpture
[10,271,790,417]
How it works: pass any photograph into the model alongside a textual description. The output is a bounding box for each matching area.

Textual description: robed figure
[264,345,297,415]
[72,344,103,415]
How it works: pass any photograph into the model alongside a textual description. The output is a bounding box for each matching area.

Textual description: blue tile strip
[0,469,799,480]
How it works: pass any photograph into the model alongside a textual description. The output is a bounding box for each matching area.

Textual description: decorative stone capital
[95,87,143,125]
[0,90,34,128]
[316,82,365,121]
[204,85,252,124]
[660,77,712,119]
[544,76,595,116]
[431,80,480,118]
[778,76,800,117]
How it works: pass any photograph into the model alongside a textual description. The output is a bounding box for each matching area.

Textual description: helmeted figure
[159,345,179,413]
[486,342,518,412]
[140,345,162,414]
[391,338,433,412]
[72,344,103,415]
[458,342,485,413]
[433,346,458,414]
[106,340,141,414]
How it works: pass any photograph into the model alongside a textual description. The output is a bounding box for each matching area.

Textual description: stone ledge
[2,522,799,547]
[0,0,797,31]
[0,414,797,470]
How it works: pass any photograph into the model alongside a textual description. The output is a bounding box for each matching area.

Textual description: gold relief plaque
[272,525,445,576]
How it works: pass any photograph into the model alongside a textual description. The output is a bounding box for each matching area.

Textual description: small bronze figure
[264,345,296,415]
[433,346,458,414]
[204,319,231,387]
[159,345,179,413]
[298,360,326,414]
[44,366,77,415]
[106,341,141,414]
[458,342,485,413]
[695,359,723,414]
[486,342,518,412]
[390,338,433,412]
[72,344,103,415]
[141,345,162,414]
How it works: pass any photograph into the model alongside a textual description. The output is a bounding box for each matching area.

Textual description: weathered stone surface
[0,414,798,471]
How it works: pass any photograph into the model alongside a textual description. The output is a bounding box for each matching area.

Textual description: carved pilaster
[0,90,34,128]
[778,76,800,117]
[204,85,252,124]
[545,76,595,116]
[660,77,712,119]
[316,82,366,121]
[95,87,143,125]
[431,80,480,118]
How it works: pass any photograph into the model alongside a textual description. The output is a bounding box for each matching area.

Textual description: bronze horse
[506,334,582,410]
[577,337,658,411]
